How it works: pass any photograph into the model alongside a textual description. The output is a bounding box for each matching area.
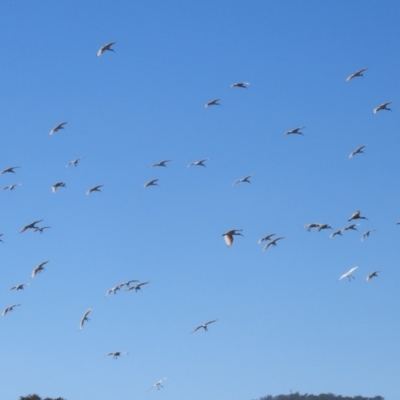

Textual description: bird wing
[205,319,218,326]
[191,325,202,333]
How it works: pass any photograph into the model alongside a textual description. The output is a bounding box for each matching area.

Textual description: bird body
[150,160,171,168]
[285,127,305,136]
[8,283,30,291]
[316,224,332,232]
[86,185,103,195]
[52,181,66,193]
[2,304,20,317]
[205,99,221,108]
[346,68,368,82]
[191,319,218,333]
[258,233,276,244]
[366,271,379,281]
[50,122,67,135]
[79,308,92,330]
[349,145,366,158]
[66,157,83,168]
[143,179,159,188]
[97,42,116,57]
[361,230,376,242]
[1,166,20,175]
[263,236,285,251]
[187,158,210,168]
[20,220,43,233]
[348,211,367,221]
[373,102,392,114]
[31,260,49,278]
[339,266,358,281]
[222,229,243,247]
[232,174,256,186]
[303,223,321,231]
[230,82,250,88]
[329,230,343,239]
[105,351,128,359]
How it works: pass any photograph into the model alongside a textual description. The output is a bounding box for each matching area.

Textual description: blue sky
[1,1,400,399]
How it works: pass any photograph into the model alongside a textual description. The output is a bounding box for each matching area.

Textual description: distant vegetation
[257,394,384,400]
[20,395,66,400]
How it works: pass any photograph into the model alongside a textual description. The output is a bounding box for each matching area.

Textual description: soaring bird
[105,351,128,359]
[373,102,392,114]
[263,236,285,251]
[50,122,67,135]
[149,377,168,391]
[2,183,21,191]
[8,283,30,291]
[346,68,368,82]
[339,266,358,281]
[31,260,49,278]
[222,229,243,247]
[86,185,103,195]
[342,224,359,231]
[105,283,125,296]
[122,279,140,287]
[52,182,66,193]
[349,145,366,158]
[79,308,92,330]
[2,304,21,317]
[316,224,332,232]
[20,220,43,233]
[348,211,367,221]
[1,166,20,175]
[187,158,210,168]
[366,271,379,282]
[191,319,218,333]
[258,233,276,244]
[66,157,84,168]
[230,82,250,88]
[285,127,305,136]
[232,174,256,186]
[361,230,376,242]
[303,223,321,232]
[97,42,116,57]
[205,99,221,108]
[125,281,150,292]
[329,230,343,239]
[33,226,51,234]
[143,179,159,188]
[150,160,171,168]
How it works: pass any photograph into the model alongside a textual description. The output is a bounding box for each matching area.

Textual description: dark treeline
[258,393,384,400]
[20,395,66,400]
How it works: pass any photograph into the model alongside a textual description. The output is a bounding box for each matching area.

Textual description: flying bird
[205,99,221,108]
[79,308,92,330]
[49,122,67,135]
[122,279,140,287]
[19,219,43,233]
[97,42,116,57]
[285,127,305,136]
[86,185,103,195]
[105,351,128,359]
[150,160,172,168]
[361,230,376,242]
[52,181,66,193]
[316,224,332,232]
[2,304,20,317]
[349,145,366,158]
[263,236,285,251]
[8,283,30,291]
[31,260,49,278]
[348,211,367,221]
[106,283,125,296]
[125,281,150,292]
[187,158,210,168]
[346,68,368,82]
[191,319,218,333]
[222,229,243,247]
[1,166,20,175]
[366,271,379,281]
[339,266,358,281]
[230,82,250,88]
[373,102,392,114]
[149,377,168,391]
[143,179,159,188]
[303,223,321,232]
[66,157,84,168]
[342,224,359,231]
[33,226,51,234]
[329,230,343,239]
[2,183,21,191]
[232,174,256,186]
[258,233,276,244]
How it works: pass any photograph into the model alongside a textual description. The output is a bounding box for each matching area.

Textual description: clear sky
[1,1,399,399]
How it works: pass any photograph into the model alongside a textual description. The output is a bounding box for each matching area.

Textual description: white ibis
[97,42,116,57]
[150,160,171,168]
[329,230,343,239]
[316,224,332,232]
[143,179,159,188]
[348,211,367,221]
[263,236,285,251]
[8,283,30,291]
[125,281,150,292]
[20,220,43,233]
[31,260,49,278]
[230,82,250,88]
[366,271,379,281]
[2,304,20,317]
[86,185,103,195]
[222,229,243,247]
[285,127,305,136]
[303,223,321,231]
[66,157,84,168]
[373,102,392,114]
[50,122,67,135]
[105,351,128,359]
[339,266,358,281]
[187,158,210,168]
[205,99,221,108]
[349,145,366,158]
[191,319,218,333]
[232,174,256,186]
[346,68,368,82]
[1,166,20,175]
[52,182,66,193]
[361,230,376,242]
[258,233,276,244]
[149,377,168,391]
[2,184,21,190]
[79,308,92,330]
